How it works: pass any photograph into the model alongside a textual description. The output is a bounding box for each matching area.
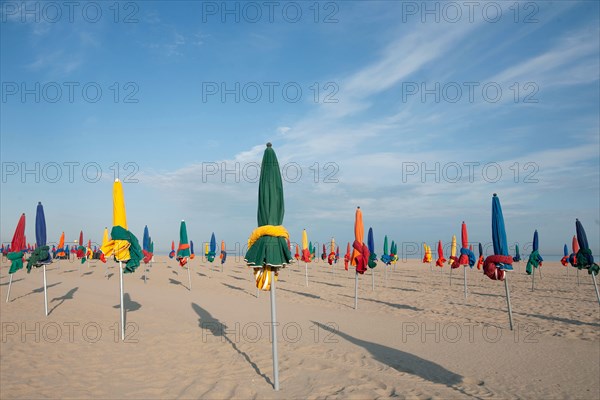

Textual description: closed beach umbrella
[367,228,377,268]
[6,213,26,303]
[169,241,175,259]
[177,220,191,266]
[190,240,195,259]
[513,244,521,262]
[561,244,569,266]
[243,143,291,391]
[477,242,484,270]
[526,230,543,285]
[436,240,446,267]
[27,202,51,315]
[344,242,351,271]
[381,235,391,265]
[328,237,336,265]
[301,229,310,286]
[448,235,457,267]
[207,233,216,263]
[220,240,227,264]
[351,207,370,309]
[482,193,514,329]
[56,232,66,258]
[575,219,600,304]
[100,179,142,340]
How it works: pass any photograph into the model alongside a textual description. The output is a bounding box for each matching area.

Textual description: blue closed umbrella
[35,202,46,248]
[30,202,50,315]
[484,194,514,329]
[143,225,150,252]
[575,219,600,304]
[563,244,569,258]
[207,233,217,262]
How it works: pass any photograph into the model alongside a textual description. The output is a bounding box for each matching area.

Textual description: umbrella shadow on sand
[191,303,274,388]
[311,321,467,393]
[113,293,142,325]
[10,282,62,302]
[338,294,422,312]
[0,278,23,286]
[49,287,78,315]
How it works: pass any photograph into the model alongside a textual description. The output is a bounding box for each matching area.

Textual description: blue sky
[1,1,599,257]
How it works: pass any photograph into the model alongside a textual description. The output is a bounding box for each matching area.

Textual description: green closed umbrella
[244,143,291,391]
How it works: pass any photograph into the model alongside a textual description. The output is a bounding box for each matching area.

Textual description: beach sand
[1,256,598,399]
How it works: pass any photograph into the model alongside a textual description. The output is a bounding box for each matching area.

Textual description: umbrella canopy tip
[492,193,497,197]
[357,206,360,209]
[38,201,42,205]
[266,142,272,147]
[115,178,120,182]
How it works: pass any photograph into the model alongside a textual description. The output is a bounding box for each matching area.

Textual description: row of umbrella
[3,143,599,394]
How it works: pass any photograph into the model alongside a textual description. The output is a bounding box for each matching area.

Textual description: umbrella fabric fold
[100,179,142,273]
[244,143,292,290]
[448,235,457,268]
[169,241,175,259]
[207,233,216,262]
[27,203,52,272]
[294,244,300,261]
[327,238,336,265]
[422,243,432,263]
[367,228,377,269]
[344,242,351,270]
[351,207,369,274]
[220,240,227,264]
[381,236,392,265]
[300,230,311,263]
[436,240,446,267]
[176,221,191,267]
[575,219,600,275]
[8,214,26,274]
[512,244,521,262]
[560,244,569,266]
[483,194,513,280]
[525,230,543,275]
[476,242,484,270]
[452,222,476,268]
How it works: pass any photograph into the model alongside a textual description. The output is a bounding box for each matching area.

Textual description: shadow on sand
[191,303,274,388]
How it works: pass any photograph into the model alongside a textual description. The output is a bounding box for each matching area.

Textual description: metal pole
[119,261,124,341]
[463,266,467,299]
[449,267,452,286]
[371,268,375,291]
[531,268,535,291]
[591,272,600,306]
[269,269,279,391]
[354,272,358,310]
[5,274,13,302]
[577,269,580,286]
[504,274,514,331]
[43,265,48,316]
[187,264,192,291]
[305,263,308,287]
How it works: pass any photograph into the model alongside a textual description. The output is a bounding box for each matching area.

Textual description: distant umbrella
[476,242,484,270]
[525,230,543,278]
[381,235,391,265]
[560,244,569,266]
[169,241,175,259]
[176,220,191,267]
[190,240,195,259]
[207,233,216,263]
[344,242,351,271]
[513,244,521,262]
[351,207,370,309]
[27,202,51,315]
[220,240,227,264]
[448,235,457,267]
[7,213,26,275]
[436,240,446,267]
[367,228,377,269]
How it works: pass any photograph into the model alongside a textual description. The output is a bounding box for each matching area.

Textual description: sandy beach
[1,256,598,399]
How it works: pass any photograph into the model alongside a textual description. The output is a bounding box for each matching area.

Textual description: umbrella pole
[463,266,467,299]
[531,268,535,291]
[354,272,358,310]
[591,272,600,306]
[539,267,543,281]
[119,261,124,341]
[577,269,580,286]
[371,269,375,291]
[305,263,308,287]
[449,267,452,286]
[385,265,387,287]
[269,269,280,391]
[43,265,48,316]
[5,274,13,302]
[187,264,192,291]
[504,274,514,331]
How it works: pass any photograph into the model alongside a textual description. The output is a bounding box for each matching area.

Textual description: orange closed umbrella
[352,207,370,309]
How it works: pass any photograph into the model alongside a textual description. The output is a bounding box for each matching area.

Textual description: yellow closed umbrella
[100,179,142,340]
